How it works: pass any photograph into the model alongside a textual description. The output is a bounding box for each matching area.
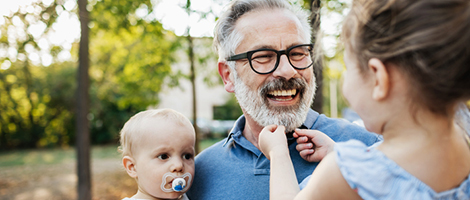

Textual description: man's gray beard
[233,71,316,133]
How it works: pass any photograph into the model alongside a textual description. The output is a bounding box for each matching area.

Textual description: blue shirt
[186,109,381,200]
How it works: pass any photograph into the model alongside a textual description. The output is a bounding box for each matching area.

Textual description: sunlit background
[0,0,355,199]
[0,0,348,66]
[0,0,223,68]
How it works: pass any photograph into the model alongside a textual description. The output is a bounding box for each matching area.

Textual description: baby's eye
[157,154,169,160]
[183,153,193,160]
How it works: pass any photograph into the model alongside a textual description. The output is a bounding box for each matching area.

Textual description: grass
[0,145,118,167]
[199,137,224,151]
[0,138,223,199]
[0,138,222,167]
[0,147,75,167]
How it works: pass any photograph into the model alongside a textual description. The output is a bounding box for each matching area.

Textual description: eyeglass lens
[250,45,312,74]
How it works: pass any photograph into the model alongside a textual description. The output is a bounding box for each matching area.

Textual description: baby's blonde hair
[118,108,193,157]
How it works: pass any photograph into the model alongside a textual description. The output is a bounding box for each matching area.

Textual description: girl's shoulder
[335,140,470,200]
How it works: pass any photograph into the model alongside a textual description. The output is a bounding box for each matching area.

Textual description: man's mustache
[260,77,307,97]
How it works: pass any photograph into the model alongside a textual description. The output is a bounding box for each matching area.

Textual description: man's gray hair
[214,0,312,68]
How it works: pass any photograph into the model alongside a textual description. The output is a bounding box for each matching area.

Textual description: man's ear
[218,61,235,93]
[368,58,390,101]
[123,156,138,178]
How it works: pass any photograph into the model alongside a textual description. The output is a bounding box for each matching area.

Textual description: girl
[258,0,470,199]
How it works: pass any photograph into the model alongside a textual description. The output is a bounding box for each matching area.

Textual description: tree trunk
[77,0,91,199]
[187,34,200,154]
[310,0,323,114]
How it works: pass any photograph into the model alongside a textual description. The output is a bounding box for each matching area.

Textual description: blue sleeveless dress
[333,140,470,200]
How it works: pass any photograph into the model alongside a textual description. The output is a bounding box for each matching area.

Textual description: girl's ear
[218,61,235,93]
[368,58,390,101]
[123,156,138,178]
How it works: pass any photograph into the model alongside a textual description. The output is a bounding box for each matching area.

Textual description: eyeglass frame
[226,43,314,75]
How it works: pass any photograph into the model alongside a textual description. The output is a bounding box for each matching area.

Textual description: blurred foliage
[0,0,75,150]
[0,0,357,151]
[301,0,351,117]
[0,60,76,149]
[88,0,180,144]
[0,0,180,150]
[190,37,220,87]
[213,94,243,120]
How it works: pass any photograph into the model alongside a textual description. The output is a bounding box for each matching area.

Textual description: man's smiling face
[231,8,316,132]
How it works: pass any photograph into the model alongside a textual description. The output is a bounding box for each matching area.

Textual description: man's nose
[170,157,184,172]
[272,55,297,79]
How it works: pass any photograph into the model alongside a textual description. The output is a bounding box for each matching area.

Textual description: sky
[0,0,345,68]
[153,0,227,36]
[0,0,226,68]
[0,0,225,38]
[0,0,80,67]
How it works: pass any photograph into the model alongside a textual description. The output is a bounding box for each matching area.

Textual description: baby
[119,108,195,200]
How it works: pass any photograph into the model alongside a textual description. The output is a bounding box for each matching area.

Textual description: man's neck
[242,115,264,149]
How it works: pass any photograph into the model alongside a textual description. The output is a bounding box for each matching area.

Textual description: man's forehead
[235,8,299,31]
[234,9,307,51]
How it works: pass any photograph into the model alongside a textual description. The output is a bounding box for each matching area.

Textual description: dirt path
[0,158,137,200]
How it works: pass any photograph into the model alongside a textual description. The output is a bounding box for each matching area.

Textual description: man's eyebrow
[248,44,276,51]
[248,43,304,51]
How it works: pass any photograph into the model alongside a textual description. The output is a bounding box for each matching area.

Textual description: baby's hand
[259,125,288,160]
[293,129,335,162]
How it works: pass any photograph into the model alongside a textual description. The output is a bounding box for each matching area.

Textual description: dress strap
[455,103,470,149]
[464,132,470,150]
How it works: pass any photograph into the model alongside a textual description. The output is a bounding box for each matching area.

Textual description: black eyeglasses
[226,44,314,74]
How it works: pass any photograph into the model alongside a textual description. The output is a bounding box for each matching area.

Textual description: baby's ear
[123,156,138,178]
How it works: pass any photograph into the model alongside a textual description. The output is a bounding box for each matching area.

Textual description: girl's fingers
[296,143,313,152]
[299,149,314,158]
[263,124,279,133]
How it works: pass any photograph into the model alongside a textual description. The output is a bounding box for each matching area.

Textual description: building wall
[156,69,229,121]
[154,37,230,122]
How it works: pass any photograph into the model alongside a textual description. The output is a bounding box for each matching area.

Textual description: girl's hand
[294,129,335,162]
[259,125,288,160]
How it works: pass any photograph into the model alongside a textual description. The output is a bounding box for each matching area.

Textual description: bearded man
[186,0,380,199]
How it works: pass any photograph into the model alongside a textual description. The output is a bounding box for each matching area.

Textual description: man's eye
[290,52,306,57]
[183,153,193,160]
[289,51,307,58]
[251,51,276,63]
[158,154,169,160]
[253,54,274,59]
[254,54,273,59]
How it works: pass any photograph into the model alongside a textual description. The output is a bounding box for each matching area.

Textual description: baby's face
[133,118,195,199]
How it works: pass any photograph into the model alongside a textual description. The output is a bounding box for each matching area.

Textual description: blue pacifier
[172,177,186,192]
[161,172,192,193]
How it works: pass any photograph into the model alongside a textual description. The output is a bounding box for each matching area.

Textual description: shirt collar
[223,115,245,146]
[223,109,319,147]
